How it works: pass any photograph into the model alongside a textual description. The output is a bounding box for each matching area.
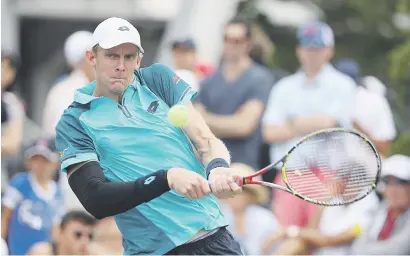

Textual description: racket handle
[208,177,244,190]
[236,177,244,186]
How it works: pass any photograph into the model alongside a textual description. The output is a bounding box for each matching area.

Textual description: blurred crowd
[1,16,410,255]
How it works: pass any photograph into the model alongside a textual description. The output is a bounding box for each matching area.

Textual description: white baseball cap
[64,31,93,68]
[92,17,144,53]
[382,154,410,181]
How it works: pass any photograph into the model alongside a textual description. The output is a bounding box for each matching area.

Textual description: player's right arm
[57,110,210,219]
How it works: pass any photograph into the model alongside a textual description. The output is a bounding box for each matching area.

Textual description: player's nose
[115,58,126,72]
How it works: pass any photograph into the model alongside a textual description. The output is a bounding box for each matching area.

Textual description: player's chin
[109,81,127,93]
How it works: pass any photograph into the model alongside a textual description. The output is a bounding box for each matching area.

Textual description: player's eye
[105,54,118,59]
[125,55,137,60]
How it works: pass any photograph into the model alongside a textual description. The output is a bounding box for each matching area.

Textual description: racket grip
[236,177,244,186]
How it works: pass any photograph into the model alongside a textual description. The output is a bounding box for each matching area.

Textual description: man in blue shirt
[55,17,243,255]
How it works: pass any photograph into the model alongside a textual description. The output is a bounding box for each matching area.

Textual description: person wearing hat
[262,21,357,231]
[1,138,64,255]
[42,30,95,137]
[170,38,200,91]
[218,163,280,255]
[351,154,410,255]
[55,17,245,255]
[334,59,396,158]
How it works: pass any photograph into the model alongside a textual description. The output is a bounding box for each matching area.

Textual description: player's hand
[208,167,242,199]
[167,168,211,200]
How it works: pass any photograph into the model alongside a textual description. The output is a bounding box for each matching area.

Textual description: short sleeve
[262,82,288,125]
[2,173,26,209]
[55,109,99,173]
[140,63,197,107]
[246,73,273,105]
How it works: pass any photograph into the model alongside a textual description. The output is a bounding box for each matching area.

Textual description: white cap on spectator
[92,17,144,53]
[64,31,93,68]
[382,154,410,181]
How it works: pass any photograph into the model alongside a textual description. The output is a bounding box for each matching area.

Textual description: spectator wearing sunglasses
[350,155,410,255]
[28,210,96,255]
[195,18,274,171]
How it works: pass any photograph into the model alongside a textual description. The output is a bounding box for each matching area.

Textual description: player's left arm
[141,63,230,167]
[142,64,241,197]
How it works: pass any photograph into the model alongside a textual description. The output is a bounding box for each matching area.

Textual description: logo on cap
[118,26,130,31]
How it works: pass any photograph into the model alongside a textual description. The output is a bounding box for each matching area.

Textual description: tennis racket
[236,128,381,206]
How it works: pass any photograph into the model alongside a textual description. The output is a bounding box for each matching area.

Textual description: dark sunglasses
[223,35,247,44]
[74,231,94,241]
[382,176,410,185]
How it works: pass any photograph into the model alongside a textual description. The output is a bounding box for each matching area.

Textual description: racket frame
[239,128,382,206]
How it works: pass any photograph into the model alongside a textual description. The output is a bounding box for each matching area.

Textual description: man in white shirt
[42,31,94,136]
[334,59,396,157]
[262,21,357,229]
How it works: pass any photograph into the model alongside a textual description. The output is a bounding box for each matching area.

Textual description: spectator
[219,163,279,255]
[28,210,97,255]
[1,138,64,255]
[195,17,274,170]
[42,30,94,136]
[335,59,396,157]
[262,21,356,229]
[88,217,123,254]
[266,191,379,255]
[350,155,410,255]
[42,31,93,213]
[171,38,200,91]
[1,50,25,191]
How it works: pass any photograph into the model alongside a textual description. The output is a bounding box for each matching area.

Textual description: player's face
[222,24,251,61]
[383,176,410,210]
[296,46,334,73]
[59,221,94,255]
[89,43,141,95]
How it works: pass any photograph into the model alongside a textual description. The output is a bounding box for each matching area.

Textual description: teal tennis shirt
[55,64,227,255]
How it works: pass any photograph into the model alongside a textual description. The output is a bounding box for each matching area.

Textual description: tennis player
[55,17,243,255]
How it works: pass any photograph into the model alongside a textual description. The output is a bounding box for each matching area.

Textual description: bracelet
[206,158,229,178]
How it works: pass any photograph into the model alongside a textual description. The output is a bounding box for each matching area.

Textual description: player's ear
[86,50,97,67]
[135,53,143,69]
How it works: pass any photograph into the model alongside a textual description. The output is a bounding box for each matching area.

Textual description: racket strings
[285,131,379,205]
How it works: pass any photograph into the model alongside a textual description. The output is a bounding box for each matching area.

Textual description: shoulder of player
[56,102,90,131]
[139,63,174,77]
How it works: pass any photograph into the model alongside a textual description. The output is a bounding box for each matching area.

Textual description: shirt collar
[74,70,139,105]
[298,63,335,84]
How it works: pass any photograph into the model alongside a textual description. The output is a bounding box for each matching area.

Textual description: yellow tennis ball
[351,224,362,237]
[168,104,189,127]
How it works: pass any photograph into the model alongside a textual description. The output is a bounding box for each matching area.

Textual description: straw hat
[231,163,270,206]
